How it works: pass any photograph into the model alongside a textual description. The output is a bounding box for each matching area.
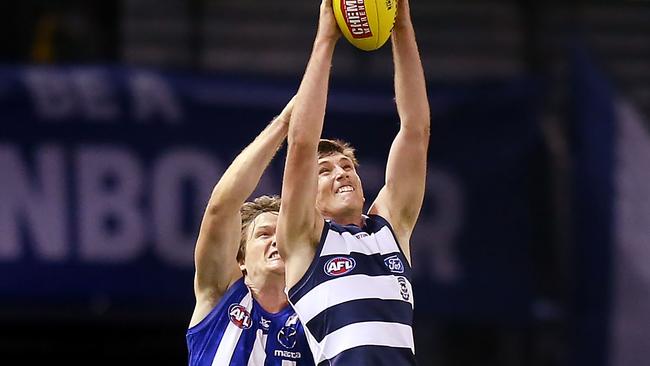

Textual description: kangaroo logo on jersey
[324,256,356,276]
[277,313,299,349]
[228,304,252,329]
[397,276,410,301]
[384,255,404,274]
[260,316,271,331]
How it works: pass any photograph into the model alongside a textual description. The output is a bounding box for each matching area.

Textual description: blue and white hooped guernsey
[187,278,314,366]
[287,215,416,366]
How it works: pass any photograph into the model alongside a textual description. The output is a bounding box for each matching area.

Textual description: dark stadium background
[1,1,649,365]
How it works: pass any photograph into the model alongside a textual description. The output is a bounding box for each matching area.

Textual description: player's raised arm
[277,0,340,281]
[190,97,294,326]
[369,0,430,259]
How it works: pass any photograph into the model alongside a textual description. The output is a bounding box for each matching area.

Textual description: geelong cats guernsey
[287,215,416,366]
[187,278,314,366]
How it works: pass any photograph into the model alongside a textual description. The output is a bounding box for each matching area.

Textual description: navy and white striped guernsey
[187,278,314,366]
[287,214,416,366]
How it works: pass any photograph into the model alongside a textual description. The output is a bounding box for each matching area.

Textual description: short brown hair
[318,139,359,167]
[237,195,281,263]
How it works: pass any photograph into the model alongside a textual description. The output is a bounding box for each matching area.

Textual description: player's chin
[267,260,286,274]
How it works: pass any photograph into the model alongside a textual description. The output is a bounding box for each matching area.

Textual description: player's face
[316,153,365,219]
[241,212,284,278]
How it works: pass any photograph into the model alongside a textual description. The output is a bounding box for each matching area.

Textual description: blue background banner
[0,66,543,322]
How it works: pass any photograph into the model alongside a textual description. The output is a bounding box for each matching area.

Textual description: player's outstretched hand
[317,0,341,42]
[276,95,297,125]
[395,0,413,31]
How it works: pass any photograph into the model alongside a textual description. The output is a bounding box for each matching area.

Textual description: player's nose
[334,166,349,180]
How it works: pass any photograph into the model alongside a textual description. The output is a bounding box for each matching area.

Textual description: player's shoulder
[188,278,250,334]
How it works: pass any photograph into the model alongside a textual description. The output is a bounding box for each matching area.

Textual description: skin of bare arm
[276,0,341,289]
[189,97,295,327]
[368,0,431,263]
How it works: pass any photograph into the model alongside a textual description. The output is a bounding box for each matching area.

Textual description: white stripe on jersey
[315,321,415,363]
[292,274,414,323]
[211,292,253,366]
[319,226,400,257]
[247,329,268,366]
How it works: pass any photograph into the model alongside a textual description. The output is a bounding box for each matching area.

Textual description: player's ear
[239,261,247,277]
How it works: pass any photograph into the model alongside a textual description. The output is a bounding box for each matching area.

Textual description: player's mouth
[336,185,354,194]
[267,250,281,260]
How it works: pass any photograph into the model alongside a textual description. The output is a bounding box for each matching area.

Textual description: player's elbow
[287,119,320,146]
[400,123,430,149]
[287,134,318,152]
[205,192,239,219]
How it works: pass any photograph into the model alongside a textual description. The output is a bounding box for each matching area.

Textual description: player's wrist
[393,17,414,33]
[315,30,340,45]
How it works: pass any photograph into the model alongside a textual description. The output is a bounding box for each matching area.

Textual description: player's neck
[328,211,364,227]
[247,274,288,313]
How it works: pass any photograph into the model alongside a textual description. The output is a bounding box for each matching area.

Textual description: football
[333,0,398,51]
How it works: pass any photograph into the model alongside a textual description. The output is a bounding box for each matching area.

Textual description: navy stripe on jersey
[306,298,414,342]
[287,221,331,298]
[327,215,393,237]
[289,252,412,304]
[288,220,412,302]
[317,345,417,366]
[288,215,416,365]
[328,215,410,260]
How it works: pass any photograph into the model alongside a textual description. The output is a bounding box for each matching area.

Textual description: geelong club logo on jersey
[397,276,410,301]
[277,313,299,349]
[384,254,405,274]
[228,304,252,329]
[324,256,356,276]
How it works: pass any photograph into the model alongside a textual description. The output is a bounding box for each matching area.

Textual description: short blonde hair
[317,139,359,167]
[237,195,281,263]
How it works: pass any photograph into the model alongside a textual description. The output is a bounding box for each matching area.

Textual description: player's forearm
[392,18,430,131]
[288,38,336,148]
[280,38,336,255]
[209,117,287,209]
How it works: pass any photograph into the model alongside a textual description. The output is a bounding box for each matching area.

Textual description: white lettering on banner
[129,72,182,124]
[22,70,182,123]
[0,144,460,273]
[152,149,222,267]
[78,146,146,262]
[0,145,68,261]
[411,168,464,283]
[24,70,76,120]
[71,70,120,120]
[0,143,266,267]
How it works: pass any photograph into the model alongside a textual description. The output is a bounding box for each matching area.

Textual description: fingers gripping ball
[333,0,398,51]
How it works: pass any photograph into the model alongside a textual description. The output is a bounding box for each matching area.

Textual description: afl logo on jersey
[324,256,356,276]
[228,304,252,329]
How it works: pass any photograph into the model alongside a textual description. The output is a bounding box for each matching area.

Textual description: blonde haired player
[186,97,315,366]
[277,0,430,364]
